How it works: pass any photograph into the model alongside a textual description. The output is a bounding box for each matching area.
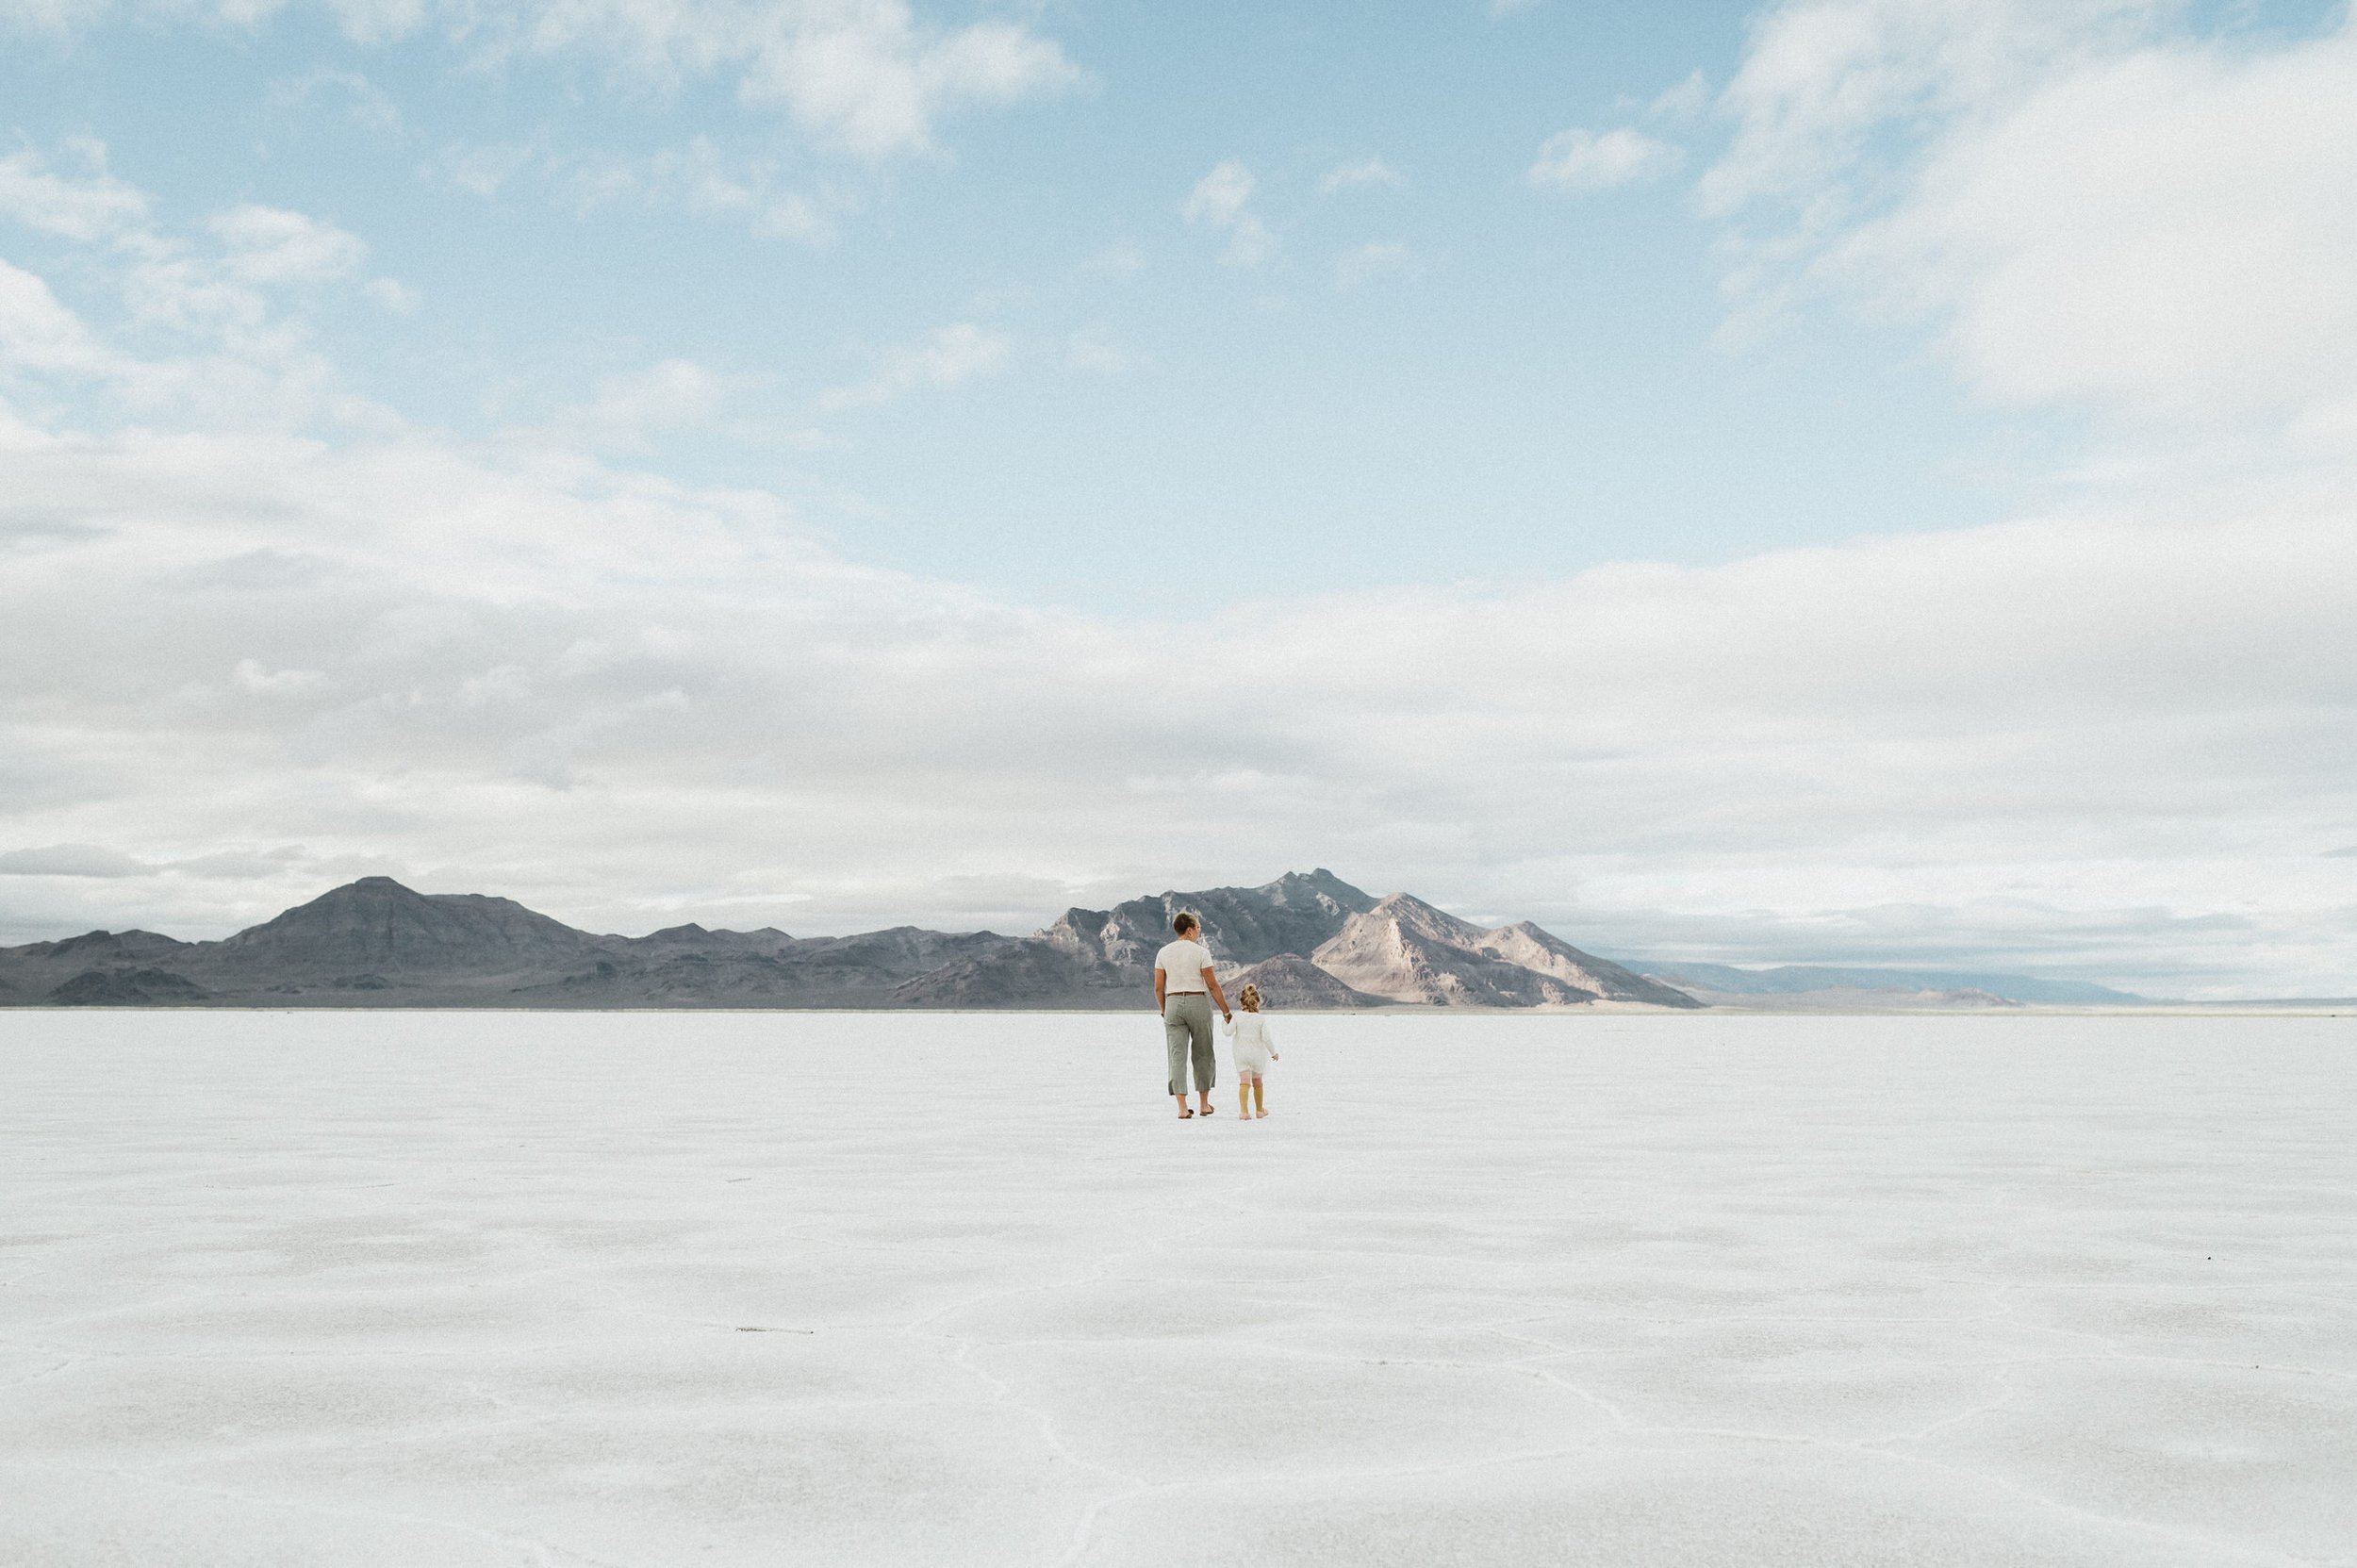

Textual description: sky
[2,0,2353,997]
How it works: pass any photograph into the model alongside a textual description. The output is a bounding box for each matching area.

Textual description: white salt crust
[1,1011,2350,1566]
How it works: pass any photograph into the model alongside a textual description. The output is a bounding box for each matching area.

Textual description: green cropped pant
[1162,993,1216,1097]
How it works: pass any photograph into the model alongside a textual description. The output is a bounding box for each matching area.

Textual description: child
[1220,984,1278,1118]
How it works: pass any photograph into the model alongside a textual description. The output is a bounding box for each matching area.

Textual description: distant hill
[0,869,1706,1012]
[217,877,605,977]
[1629,960,2147,1007]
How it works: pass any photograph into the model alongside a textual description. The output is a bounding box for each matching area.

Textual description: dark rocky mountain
[887,941,1129,1009]
[797,926,1014,980]
[633,923,799,957]
[1042,868,1376,973]
[214,877,603,977]
[21,929,193,965]
[3,929,195,997]
[48,966,211,1005]
[0,870,1700,1011]
[519,925,1027,1007]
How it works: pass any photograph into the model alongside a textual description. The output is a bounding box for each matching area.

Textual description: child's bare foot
[1255,1110,1269,1118]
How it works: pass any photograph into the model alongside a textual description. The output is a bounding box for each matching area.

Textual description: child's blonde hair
[1238,983,1262,1011]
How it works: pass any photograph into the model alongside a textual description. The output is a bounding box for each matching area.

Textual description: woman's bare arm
[1203,966,1231,1019]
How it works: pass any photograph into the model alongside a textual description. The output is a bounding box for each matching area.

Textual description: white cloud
[272,68,404,136]
[817,322,1011,411]
[542,357,731,448]
[0,0,94,29]
[5,0,1084,161]
[0,142,148,240]
[1843,24,2357,430]
[1701,0,2170,216]
[364,275,420,312]
[1647,69,1710,121]
[231,658,331,696]
[1182,160,1253,227]
[210,204,369,285]
[1182,160,1273,266]
[459,137,839,244]
[565,145,744,218]
[1527,126,1686,190]
[0,844,147,877]
[0,839,328,883]
[1319,157,1403,194]
[756,191,833,245]
[0,259,132,380]
[318,0,427,46]
[734,8,1085,158]
[1220,217,1272,267]
[1703,3,2357,445]
[0,146,387,427]
[437,140,539,199]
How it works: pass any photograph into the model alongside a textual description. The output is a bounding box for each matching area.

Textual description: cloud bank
[3,397,2348,992]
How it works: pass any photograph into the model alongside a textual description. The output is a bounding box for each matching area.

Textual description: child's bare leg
[1239,1078,1251,1118]
[1254,1079,1266,1115]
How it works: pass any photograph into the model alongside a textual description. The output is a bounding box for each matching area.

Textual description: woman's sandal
[1178,1109,1195,1118]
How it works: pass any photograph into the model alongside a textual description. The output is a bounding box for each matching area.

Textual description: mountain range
[0,869,1706,1011]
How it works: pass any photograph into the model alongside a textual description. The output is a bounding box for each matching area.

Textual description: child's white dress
[1222,1013,1276,1077]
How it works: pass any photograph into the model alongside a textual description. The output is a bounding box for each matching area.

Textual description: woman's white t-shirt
[1154,938,1214,993]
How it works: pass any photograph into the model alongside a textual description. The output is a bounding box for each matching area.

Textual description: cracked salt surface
[1,1012,2350,1566]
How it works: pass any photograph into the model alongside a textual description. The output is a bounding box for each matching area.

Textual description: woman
[1153,911,1232,1119]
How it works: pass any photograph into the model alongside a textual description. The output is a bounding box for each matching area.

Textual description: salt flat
[1,1013,2350,1567]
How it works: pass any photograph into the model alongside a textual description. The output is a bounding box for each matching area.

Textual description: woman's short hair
[1171,912,1199,935]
